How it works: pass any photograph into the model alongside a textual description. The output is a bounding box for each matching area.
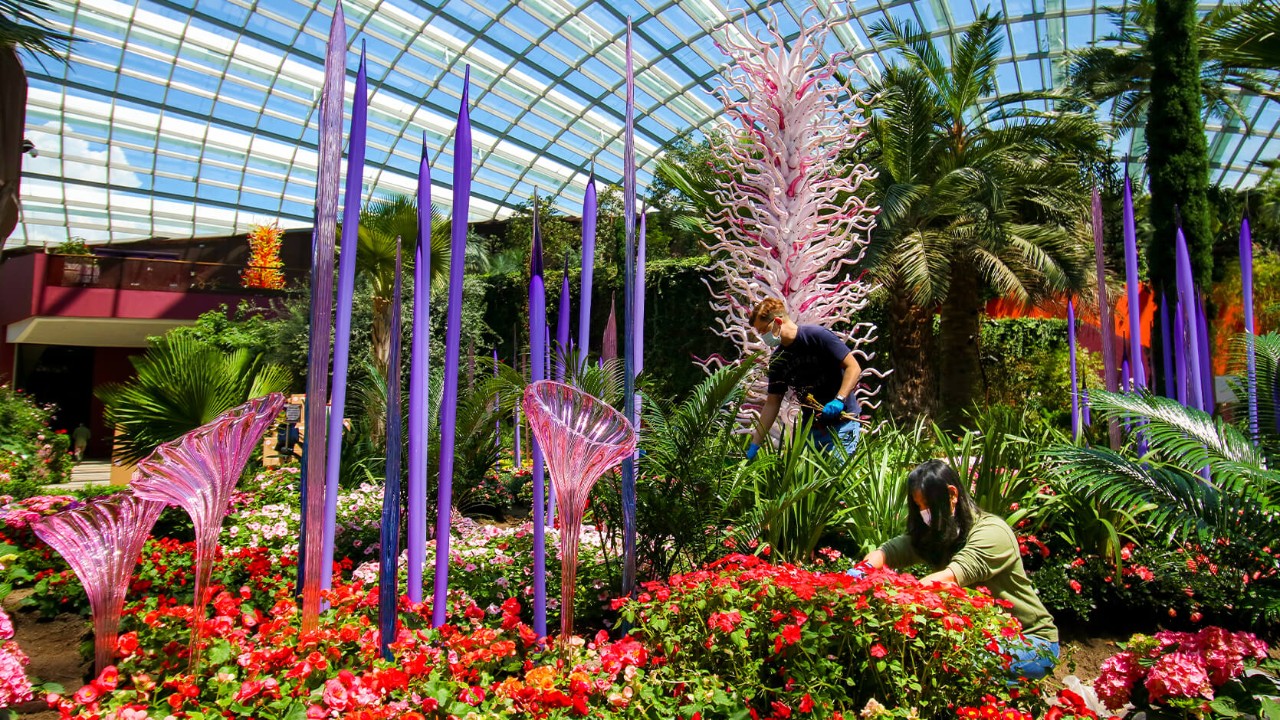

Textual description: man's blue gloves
[746,442,760,461]
[822,398,845,420]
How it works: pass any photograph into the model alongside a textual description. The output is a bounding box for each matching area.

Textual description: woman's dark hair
[905,460,982,566]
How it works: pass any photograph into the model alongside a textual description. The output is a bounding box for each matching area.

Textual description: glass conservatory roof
[15,0,1279,245]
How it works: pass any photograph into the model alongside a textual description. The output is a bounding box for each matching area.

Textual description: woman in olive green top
[857,460,1059,679]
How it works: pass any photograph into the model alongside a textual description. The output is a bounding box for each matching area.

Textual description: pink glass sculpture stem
[34,492,166,675]
[522,381,635,641]
[132,393,285,669]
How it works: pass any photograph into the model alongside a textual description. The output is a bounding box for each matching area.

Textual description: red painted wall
[89,347,142,459]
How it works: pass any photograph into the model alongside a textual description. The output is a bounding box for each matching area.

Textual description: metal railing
[44,254,302,293]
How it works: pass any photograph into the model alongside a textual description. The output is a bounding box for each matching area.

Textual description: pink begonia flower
[0,646,33,707]
[1095,651,1143,710]
[1145,652,1214,704]
[0,609,14,640]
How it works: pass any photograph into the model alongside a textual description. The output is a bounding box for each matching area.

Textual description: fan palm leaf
[97,336,291,464]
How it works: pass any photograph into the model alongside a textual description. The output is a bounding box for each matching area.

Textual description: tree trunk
[368,295,392,444]
[0,47,28,249]
[938,260,983,427]
[885,281,937,424]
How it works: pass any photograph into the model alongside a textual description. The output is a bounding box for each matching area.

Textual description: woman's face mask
[919,509,932,527]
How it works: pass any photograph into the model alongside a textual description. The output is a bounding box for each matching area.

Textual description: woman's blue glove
[822,398,845,420]
[746,442,760,461]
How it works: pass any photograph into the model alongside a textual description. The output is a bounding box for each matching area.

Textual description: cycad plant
[97,336,291,464]
[1042,371,1280,619]
[576,359,765,580]
[862,11,1101,422]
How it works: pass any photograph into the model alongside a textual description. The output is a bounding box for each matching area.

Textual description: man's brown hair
[749,298,786,326]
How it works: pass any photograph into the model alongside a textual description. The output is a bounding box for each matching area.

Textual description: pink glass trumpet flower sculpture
[132,393,286,668]
[33,491,166,674]
[522,381,636,640]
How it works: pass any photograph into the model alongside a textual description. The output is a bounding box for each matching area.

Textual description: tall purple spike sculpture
[523,381,636,641]
[557,255,571,382]
[1174,300,1188,406]
[1241,215,1258,442]
[1068,299,1080,442]
[1196,293,1215,411]
[1161,294,1175,399]
[133,394,285,667]
[1093,188,1121,448]
[1122,176,1145,391]
[323,44,369,595]
[620,19,639,598]
[494,350,502,447]
[635,210,646,382]
[433,66,471,628]
[34,492,166,675]
[408,135,432,603]
[578,177,597,369]
[602,296,618,363]
[378,241,404,660]
[529,193,549,636]
[299,0,345,634]
[1175,229,1205,412]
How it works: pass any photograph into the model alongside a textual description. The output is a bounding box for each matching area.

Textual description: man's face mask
[760,319,782,347]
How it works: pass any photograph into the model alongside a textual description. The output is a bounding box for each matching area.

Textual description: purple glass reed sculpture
[620,19,639,599]
[33,492,166,674]
[433,65,471,627]
[1161,293,1175,399]
[378,241,404,660]
[300,0,346,634]
[1068,299,1080,442]
[602,296,618,363]
[1122,175,1145,391]
[407,134,432,603]
[323,44,369,595]
[529,193,549,636]
[522,381,636,641]
[557,255,571,382]
[1241,215,1258,442]
[1176,228,1205,412]
[578,177,597,370]
[1092,187,1120,448]
[132,393,286,667]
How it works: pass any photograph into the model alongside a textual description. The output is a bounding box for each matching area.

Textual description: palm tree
[350,194,489,380]
[97,335,291,464]
[1065,0,1279,133]
[1212,0,1280,75]
[863,12,1103,423]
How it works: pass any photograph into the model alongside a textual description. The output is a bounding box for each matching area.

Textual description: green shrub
[0,384,74,495]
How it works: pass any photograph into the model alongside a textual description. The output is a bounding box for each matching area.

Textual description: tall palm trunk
[938,259,984,425]
[885,282,937,423]
[368,295,392,443]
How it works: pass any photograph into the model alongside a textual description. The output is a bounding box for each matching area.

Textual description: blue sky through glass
[13,0,1279,245]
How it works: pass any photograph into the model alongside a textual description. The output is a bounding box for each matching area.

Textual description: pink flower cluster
[1094,627,1270,710]
[0,495,80,530]
[0,610,32,707]
[1155,627,1268,686]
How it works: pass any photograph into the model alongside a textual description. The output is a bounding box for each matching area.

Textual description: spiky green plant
[97,336,291,464]
[1225,332,1280,458]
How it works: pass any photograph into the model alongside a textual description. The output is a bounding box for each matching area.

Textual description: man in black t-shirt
[746,298,863,459]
